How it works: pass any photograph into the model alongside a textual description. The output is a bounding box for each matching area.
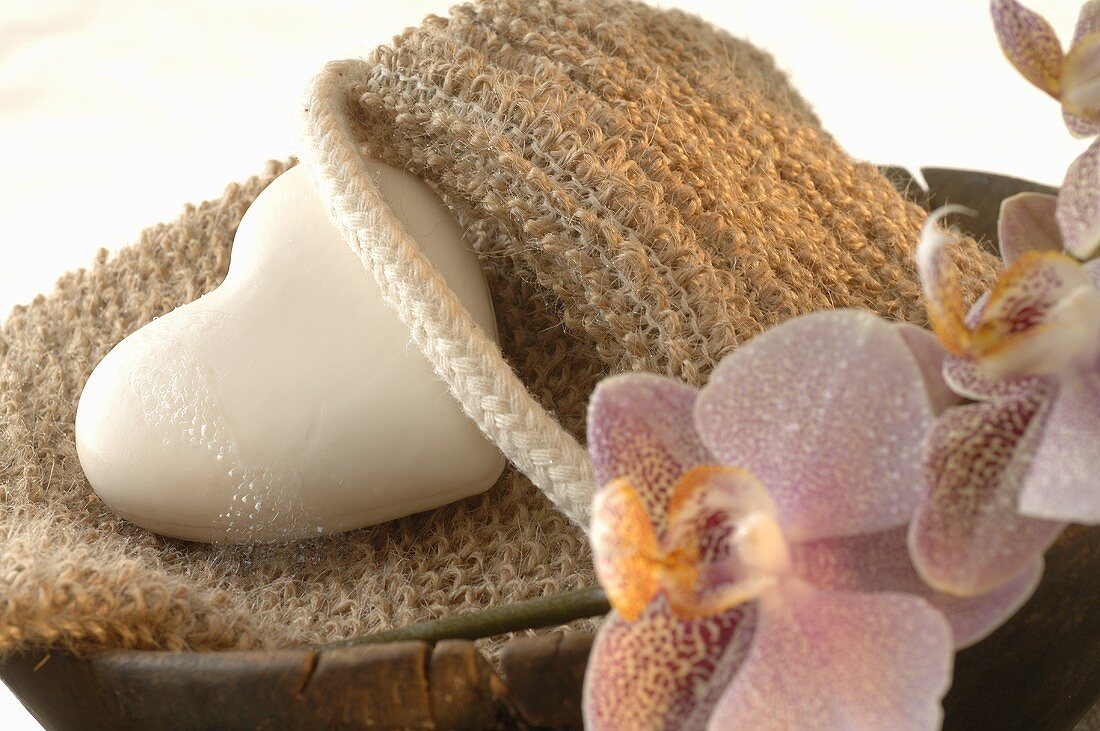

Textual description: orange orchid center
[591,466,790,622]
[917,207,1100,379]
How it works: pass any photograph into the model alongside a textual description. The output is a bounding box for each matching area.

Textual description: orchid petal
[591,480,661,621]
[895,323,965,414]
[1060,0,1100,135]
[662,467,784,618]
[910,392,1065,596]
[1058,136,1100,258]
[708,583,952,731]
[1020,373,1100,522]
[1067,0,1100,132]
[1074,0,1100,42]
[588,374,709,529]
[1062,107,1100,137]
[991,0,1065,98]
[1063,3,1100,135]
[794,528,1042,648]
[998,192,1062,265]
[971,251,1098,377]
[583,599,757,731]
[917,206,977,356]
[1062,33,1100,126]
[966,290,991,328]
[695,309,934,541]
[943,352,1047,400]
[931,558,1042,647]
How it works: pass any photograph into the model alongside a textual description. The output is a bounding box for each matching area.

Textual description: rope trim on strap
[302,60,596,530]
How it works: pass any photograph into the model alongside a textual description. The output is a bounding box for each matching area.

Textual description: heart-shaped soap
[75,162,505,543]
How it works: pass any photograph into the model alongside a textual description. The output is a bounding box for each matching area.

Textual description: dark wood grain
[501,633,593,729]
[944,526,1100,731]
[2,648,319,730]
[428,640,507,730]
[1,643,511,730]
[301,642,434,728]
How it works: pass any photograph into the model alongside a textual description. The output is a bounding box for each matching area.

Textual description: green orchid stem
[328,586,610,648]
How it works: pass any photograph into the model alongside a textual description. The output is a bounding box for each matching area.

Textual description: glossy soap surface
[76,162,505,543]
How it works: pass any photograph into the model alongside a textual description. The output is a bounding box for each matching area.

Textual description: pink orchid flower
[912,199,1100,597]
[993,0,1100,258]
[992,0,1100,139]
[582,310,1039,731]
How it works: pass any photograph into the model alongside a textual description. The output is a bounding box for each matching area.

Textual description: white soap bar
[75,162,506,543]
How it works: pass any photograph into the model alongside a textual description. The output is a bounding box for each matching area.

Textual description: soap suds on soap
[134,353,315,542]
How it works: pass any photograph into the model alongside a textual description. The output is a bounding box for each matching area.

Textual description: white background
[0,1,1094,728]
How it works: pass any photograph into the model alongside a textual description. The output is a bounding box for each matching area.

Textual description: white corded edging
[302,60,596,530]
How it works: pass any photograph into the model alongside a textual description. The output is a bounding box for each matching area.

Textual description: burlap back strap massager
[0,0,997,654]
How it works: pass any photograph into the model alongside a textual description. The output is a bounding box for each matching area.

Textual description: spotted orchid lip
[918,206,1099,380]
[591,466,785,623]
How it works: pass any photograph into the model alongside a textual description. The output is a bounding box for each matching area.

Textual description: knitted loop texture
[0,0,997,654]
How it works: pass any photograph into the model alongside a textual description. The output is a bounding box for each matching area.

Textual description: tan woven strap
[303,59,596,529]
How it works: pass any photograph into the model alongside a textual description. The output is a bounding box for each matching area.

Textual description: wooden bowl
[2,168,1096,731]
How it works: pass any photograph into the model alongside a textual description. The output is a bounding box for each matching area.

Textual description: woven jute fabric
[0,0,997,655]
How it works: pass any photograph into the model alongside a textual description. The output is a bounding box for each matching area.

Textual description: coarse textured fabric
[0,0,998,655]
